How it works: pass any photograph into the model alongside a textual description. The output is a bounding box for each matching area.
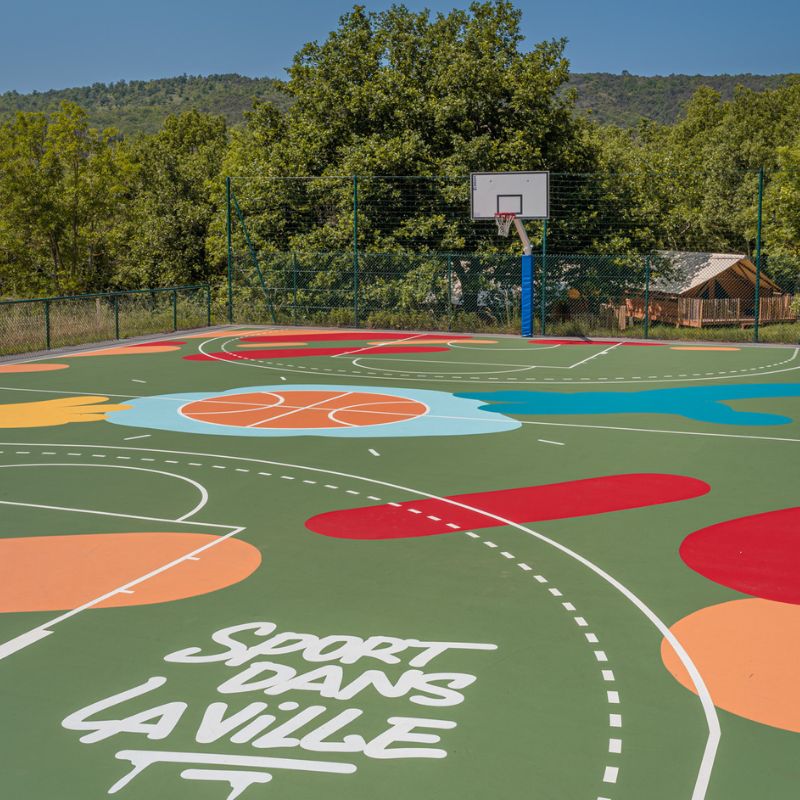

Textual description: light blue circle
[106,385,520,438]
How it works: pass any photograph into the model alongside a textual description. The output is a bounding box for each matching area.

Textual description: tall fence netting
[226,172,799,342]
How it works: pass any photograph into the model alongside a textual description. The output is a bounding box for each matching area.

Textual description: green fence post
[114,294,120,339]
[292,252,298,324]
[540,220,548,335]
[44,300,51,350]
[754,167,764,343]
[353,175,359,327]
[644,255,651,339]
[206,284,212,326]
[226,176,233,324]
[447,254,453,330]
[172,289,178,331]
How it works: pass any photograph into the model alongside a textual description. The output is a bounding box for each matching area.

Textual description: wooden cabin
[626,252,795,328]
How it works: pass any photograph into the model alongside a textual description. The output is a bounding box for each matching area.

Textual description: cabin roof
[652,252,781,295]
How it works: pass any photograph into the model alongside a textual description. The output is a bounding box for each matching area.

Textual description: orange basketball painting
[180,389,429,430]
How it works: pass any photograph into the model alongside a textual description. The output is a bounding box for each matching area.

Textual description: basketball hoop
[495,212,516,237]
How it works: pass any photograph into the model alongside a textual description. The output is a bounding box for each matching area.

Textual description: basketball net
[495,212,515,237]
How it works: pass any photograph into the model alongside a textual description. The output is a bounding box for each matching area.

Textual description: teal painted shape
[456,384,800,426]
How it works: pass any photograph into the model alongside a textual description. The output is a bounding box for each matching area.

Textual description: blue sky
[1,0,797,94]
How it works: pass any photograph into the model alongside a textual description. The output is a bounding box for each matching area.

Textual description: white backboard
[470,171,549,220]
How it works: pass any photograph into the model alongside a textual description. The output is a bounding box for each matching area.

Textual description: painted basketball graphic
[106,384,520,438]
[180,390,428,430]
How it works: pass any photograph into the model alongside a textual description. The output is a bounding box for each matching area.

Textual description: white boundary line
[199,333,800,386]
[0,462,209,521]
[568,341,624,369]
[0,439,719,800]
[0,327,230,366]
[331,332,429,358]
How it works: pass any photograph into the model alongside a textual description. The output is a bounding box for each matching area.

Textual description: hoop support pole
[513,217,533,256]
[521,253,533,337]
[513,217,533,337]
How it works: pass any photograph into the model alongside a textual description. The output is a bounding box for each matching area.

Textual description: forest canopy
[0,0,798,300]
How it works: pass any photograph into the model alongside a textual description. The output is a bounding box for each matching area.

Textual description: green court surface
[1,327,798,800]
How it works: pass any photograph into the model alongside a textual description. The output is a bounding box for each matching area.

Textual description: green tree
[115,110,228,288]
[219,1,597,315]
[0,102,130,296]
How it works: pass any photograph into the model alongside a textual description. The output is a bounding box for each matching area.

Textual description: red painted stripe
[240,332,473,344]
[680,507,800,604]
[306,473,710,540]
[185,345,451,361]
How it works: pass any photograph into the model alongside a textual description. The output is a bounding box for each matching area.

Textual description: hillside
[0,74,291,135]
[567,72,796,126]
[1,71,796,134]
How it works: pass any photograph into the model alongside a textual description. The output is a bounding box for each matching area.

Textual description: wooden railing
[626,294,796,328]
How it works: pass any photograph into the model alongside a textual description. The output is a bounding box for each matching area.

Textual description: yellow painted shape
[0,396,131,428]
[670,346,741,351]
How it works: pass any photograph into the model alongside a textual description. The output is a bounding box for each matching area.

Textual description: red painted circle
[182,390,427,430]
[679,507,800,604]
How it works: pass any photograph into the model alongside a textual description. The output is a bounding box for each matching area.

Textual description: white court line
[0,629,55,659]
[0,375,796,444]
[568,341,624,369]
[0,439,719,800]
[200,333,800,386]
[245,391,352,427]
[368,449,380,456]
[123,434,151,441]
[0,462,208,521]
[350,356,541,375]
[0,522,245,661]
[447,342,563,352]
[0,327,225,366]
[538,439,565,446]
[517,418,800,445]
[331,332,428,358]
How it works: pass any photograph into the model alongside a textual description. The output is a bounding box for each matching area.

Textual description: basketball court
[1,324,799,800]
[1,172,798,800]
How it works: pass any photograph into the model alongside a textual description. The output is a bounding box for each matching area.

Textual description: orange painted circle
[181,390,428,430]
[0,363,69,373]
[0,532,261,611]
[661,598,800,732]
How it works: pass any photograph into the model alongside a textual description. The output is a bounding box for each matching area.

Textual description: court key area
[0,326,798,800]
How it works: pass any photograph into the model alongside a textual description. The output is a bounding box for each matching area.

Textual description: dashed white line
[603,766,619,783]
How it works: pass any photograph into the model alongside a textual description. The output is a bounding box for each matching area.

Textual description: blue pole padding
[521,253,533,337]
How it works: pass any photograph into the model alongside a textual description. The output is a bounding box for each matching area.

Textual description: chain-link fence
[0,285,211,357]
[229,251,521,332]
[225,172,800,342]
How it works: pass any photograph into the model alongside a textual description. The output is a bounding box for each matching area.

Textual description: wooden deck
[625,295,797,329]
